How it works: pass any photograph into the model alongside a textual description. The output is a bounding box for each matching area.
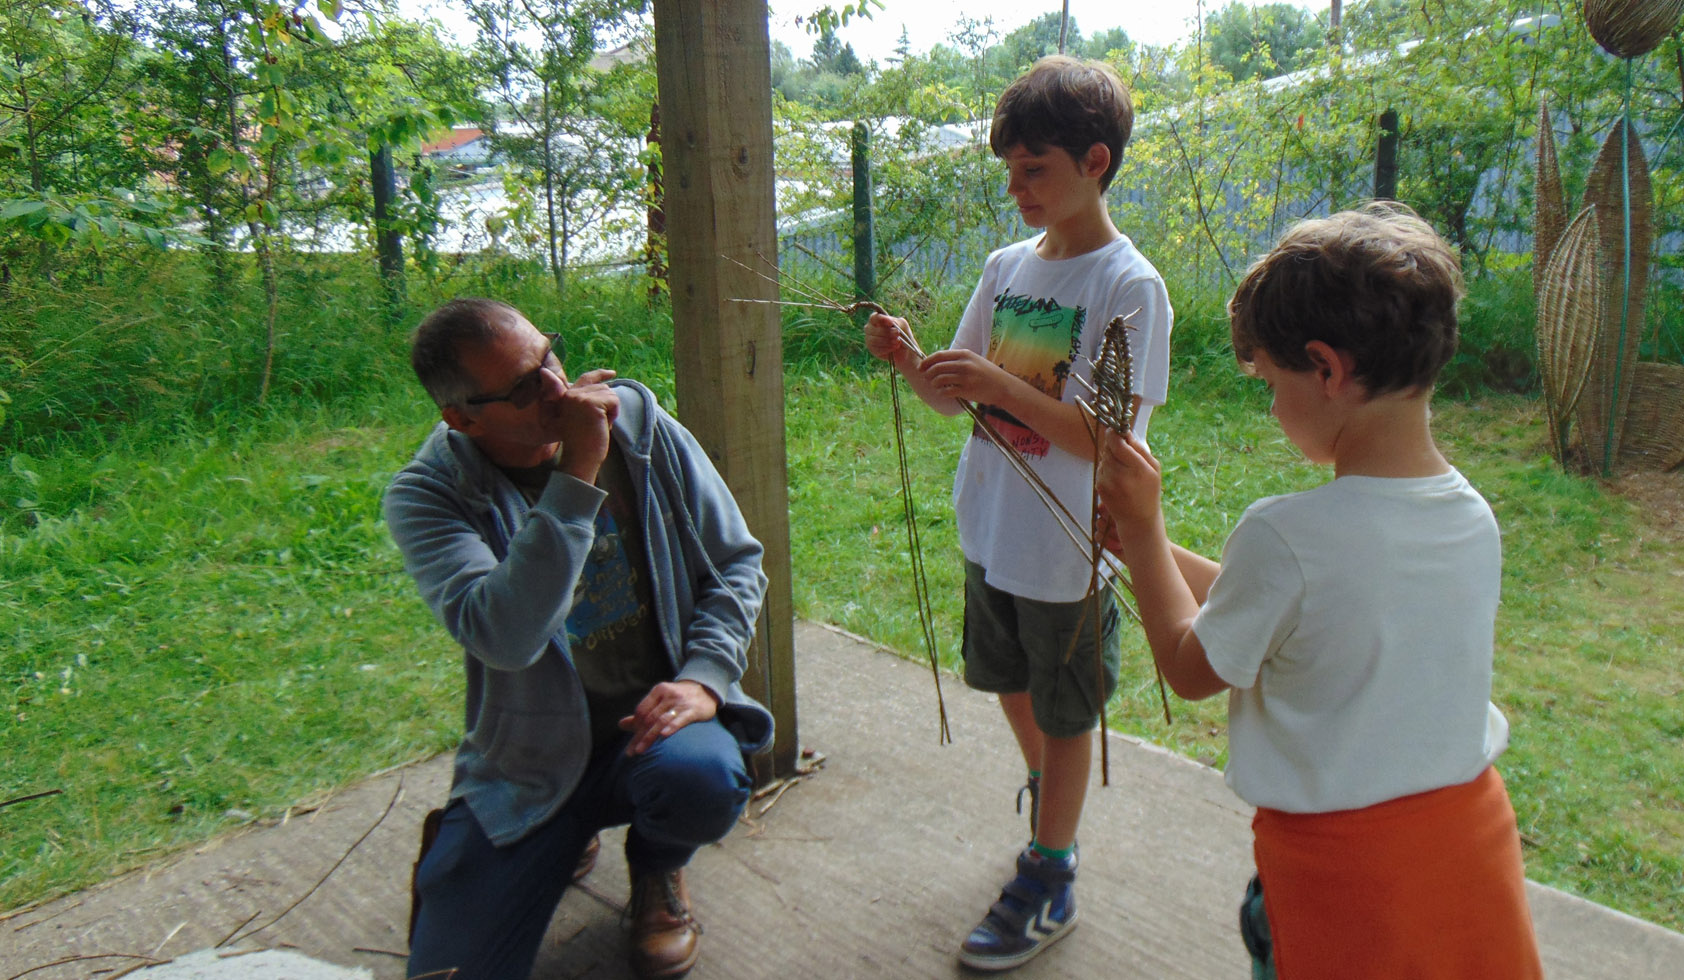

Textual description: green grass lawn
[4,364,1681,933]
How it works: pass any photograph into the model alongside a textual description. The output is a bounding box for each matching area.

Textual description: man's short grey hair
[409,297,523,408]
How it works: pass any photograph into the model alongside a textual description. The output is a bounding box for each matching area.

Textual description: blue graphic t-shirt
[564,445,665,749]
[503,444,666,750]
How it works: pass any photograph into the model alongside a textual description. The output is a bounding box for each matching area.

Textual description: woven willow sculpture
[1529,0,1683,474]
[1584,0,1684,57]
[1578,118,1653,474]
[1620,364,1684,471]
[1532,102,1566,290]
[1535,207,1603,465]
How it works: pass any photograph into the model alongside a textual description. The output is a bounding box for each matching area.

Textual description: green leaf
[206,149,233,176]
[0,200,47,219]
[10,452,41,487]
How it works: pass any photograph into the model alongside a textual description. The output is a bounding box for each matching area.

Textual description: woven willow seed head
[1536,205,1603,453]
[1092,315,1137,435]
[1533,100,1566,292]
[1584,0,1684,58]
[1577,118,1653,472]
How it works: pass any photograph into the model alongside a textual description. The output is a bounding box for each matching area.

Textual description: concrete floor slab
[4,622,1681,979]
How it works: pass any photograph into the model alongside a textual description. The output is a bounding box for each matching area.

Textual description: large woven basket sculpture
[1533,102,1567,283]
[1584,0,1684,57]
[1620,364,1684,471]
[1535,205,1603,464]
[1578,118,1653,473]
[1529,2,1683,474]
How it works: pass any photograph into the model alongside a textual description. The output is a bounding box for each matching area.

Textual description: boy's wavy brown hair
[990,55,1133,191]
[1228,202,1465,396]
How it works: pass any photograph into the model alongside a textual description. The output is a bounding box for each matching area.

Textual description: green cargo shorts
[961,560,1121,739]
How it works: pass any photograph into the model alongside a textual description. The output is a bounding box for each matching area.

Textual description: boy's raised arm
[1171,544,1221,605]
[864,312,967,416]
[1097,430,1229,701]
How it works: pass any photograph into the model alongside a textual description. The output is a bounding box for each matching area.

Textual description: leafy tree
[997,11,1075,71]
[1083,27,1133,60]
[946,16,1003,122]
[770,38,797,90]
[289,13,473,304]
[0,0,166,274]
[0,0,145,194]
[468,0,645,291]
[811,24,863,76]
[138,0,253,290]
[889,24,910,65]
[1203,1,1323,81]
[1339,0,1412,50]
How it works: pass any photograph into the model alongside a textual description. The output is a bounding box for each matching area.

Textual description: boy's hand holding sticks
[1096,428,1166,557]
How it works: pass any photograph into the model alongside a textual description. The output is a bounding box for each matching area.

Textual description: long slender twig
[1166,116,1238,283]
[5,953,164,980]
[0,789,62,811]
[223,778,405,947]
[891,358,953,744]
[215,910,260,949]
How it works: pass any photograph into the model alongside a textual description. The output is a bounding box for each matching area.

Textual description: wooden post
[651,0,798,781]
[851,121,876,307]
[1375,108,1399,201]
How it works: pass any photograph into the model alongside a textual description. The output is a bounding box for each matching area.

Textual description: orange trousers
[1252,766,1543,980]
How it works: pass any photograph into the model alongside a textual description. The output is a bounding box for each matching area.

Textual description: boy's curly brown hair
[1228,202,1465,396]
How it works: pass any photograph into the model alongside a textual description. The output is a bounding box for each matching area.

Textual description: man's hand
[864,312,911,362]
[917,349,1012,405]
[1096,429,1165,533]
[619,680,719,756]
[550,368,619,483]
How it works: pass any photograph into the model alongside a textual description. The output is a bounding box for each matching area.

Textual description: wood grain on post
[651,0,798,781]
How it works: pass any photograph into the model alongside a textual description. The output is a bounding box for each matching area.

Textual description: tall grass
[0,250,677,460]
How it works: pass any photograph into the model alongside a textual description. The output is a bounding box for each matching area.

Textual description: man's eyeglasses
[464,333,566,408]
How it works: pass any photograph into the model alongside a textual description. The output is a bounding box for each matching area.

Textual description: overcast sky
[767,1,1321,57]
[401,2,1324,60]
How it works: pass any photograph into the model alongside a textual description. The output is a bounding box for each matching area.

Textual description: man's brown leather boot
[627,867,700,978]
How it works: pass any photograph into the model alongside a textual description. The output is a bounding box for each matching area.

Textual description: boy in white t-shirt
[864,55,1172,971]
[1096,203,1542,979]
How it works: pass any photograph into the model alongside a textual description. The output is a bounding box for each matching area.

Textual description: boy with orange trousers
[1097,203,1542,979]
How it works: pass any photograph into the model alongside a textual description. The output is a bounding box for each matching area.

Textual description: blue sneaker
[958,847,1078,971]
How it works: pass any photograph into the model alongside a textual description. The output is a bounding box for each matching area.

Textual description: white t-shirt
[951,234,1173,603]
[1193,470,1511,814]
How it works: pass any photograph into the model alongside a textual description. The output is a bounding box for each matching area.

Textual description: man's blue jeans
[407,719,751,980]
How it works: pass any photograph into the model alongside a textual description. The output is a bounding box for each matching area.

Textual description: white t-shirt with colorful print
[950,233,1173,603]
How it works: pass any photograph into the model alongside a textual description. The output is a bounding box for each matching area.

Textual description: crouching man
[385,298,771,980]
